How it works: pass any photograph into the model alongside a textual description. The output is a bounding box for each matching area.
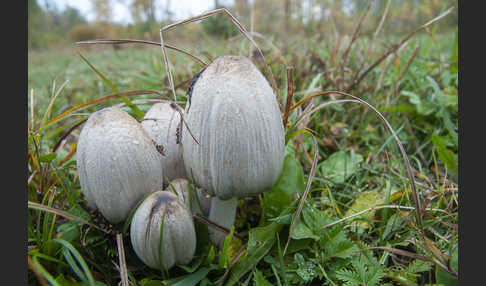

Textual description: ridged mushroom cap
[182,55,285,200]
[130,191,196,270]
[168,178,211,217]
[76,107,164,223]
[141,102,186,185]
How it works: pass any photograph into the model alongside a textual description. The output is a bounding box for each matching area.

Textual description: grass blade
[77,51,144,118]
[52,238,96,286]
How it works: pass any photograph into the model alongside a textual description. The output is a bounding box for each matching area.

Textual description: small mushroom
[167,178,211,217]
[130,191,196,270]
[141,102,186,186]
[181,56,285,246]
[76,107,164,223]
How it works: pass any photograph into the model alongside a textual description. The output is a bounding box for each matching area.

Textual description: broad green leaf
[225,222,282,286]
[344,189,399,229]
[262,152,305,222]
[436,246,458,286]
[431,135,458,176]
[319,150,363,184]
[401,90,436,116]
[172,267,210,286]
[291,220,320,241]
[39,153,57,163]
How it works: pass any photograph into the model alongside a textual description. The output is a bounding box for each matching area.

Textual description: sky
[50,0,231,24]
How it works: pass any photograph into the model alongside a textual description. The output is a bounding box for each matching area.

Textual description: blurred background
[28,0,457,51]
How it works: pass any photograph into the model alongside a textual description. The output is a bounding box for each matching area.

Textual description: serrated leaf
[319,150,363,184]
[407,259,433,274]
[291,220,319,241]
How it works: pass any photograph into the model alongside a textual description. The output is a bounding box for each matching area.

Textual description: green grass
[28,20,458,286]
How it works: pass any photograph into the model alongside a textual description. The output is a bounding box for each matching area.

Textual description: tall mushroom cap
[168,178,211,217]
[76,107,163,223]
[141,102,186,185]
[130,191,196,270]
[181,55,285,200]
[181,55,285,246]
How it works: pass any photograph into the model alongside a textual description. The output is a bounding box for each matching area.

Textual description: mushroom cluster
[76,55,285,270]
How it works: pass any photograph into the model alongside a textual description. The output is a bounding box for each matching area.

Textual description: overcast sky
[51,0,232,24]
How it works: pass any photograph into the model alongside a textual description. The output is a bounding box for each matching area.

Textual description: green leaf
[431,135,458,176]
[39,153,57,163]
[172,267,210,286]
[225,223,282,286]
[436,246,458,286]
[401,90,436,116]
[319,150,363,184]
[344,189,399,229]
[450,28,458,74]
[262,152,305,222]
[219,226,235,269]
[294,253,317,282]
[407,259,433,274]
[291,220,320,241]
[254,269,272,286]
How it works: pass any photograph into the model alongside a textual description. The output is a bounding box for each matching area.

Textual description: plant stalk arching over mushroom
[141,102,187,186]
[181,56,285,246]
[76,107,164,223]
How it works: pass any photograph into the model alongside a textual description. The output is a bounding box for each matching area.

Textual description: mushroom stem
[208,196,238,247]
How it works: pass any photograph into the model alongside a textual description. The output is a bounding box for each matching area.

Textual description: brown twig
[192,215,246,242]
[76,39,207,67]
[282,66,294,127]
[116,233,129,286]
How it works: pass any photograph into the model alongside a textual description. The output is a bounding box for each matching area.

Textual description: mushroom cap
[130,191,196,270]
[76,107,164,223]
[168,178,211,217]
[182,55,285,200]
[141,102,186,185]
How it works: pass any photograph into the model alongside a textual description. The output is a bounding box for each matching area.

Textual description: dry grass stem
[28,201,111,234]
[283,133,319,256]
[116,233,129,286]
[282,66,294,127]
[76,39,207,67]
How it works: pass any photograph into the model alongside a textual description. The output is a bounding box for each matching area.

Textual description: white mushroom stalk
[181,56,285,246]
[130,191,196,270]
[141,102,186,186]
[76,107,164,223]
[168,178,211,217]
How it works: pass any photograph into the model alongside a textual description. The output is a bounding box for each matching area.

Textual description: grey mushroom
[76,107,164,223]
[181,56,285,246]
[130,191,196,270]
